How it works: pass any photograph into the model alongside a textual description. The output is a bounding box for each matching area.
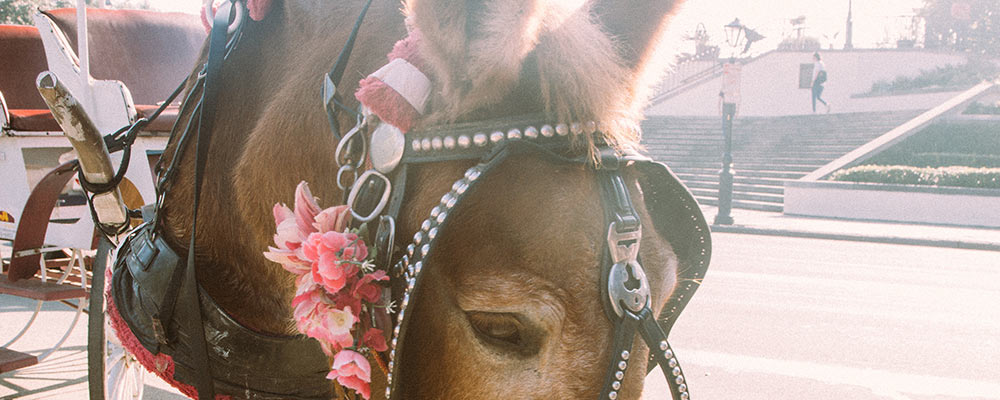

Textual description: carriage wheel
[88,237,145,400]
[104,332,145,399]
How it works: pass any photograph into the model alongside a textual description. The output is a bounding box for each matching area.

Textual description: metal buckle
[606,222,651,318]
[151,315,168,345]
[347,170,391,222]
[334,115,367,170]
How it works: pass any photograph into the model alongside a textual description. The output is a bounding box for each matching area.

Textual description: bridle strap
[323,0,374,140]
[599,307,640,399]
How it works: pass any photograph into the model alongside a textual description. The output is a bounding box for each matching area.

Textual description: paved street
[644,233,1000,400]
[5,232,1000,399]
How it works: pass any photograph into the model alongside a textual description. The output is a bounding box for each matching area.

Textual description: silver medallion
[370,123,406,173]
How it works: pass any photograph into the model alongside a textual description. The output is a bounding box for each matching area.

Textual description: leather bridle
[338,115,712,400]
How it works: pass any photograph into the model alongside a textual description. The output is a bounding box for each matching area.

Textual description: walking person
[811,52,830,113]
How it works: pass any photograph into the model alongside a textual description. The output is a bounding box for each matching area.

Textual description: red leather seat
[7,109,60,131]
[1,10,204,133]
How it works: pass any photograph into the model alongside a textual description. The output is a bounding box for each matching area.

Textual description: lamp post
[715,18,746,225]
[845,0,854,50]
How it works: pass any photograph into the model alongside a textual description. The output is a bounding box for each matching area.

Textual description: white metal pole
[76,0,90,92]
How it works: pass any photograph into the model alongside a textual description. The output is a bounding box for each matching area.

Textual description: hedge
[865,123,1000,168]
[829,165,1000,189]
[863,59,998,97]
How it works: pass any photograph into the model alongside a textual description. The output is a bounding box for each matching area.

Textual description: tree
[1,0,149,25]
[1,0,71,25]
[921,0,1000,55]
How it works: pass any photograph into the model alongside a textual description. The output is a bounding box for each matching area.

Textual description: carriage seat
[0,9,204,134]
[40,8,205,132]
[0,24,60,132]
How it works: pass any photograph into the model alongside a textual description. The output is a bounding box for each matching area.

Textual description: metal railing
[649,59,722,105]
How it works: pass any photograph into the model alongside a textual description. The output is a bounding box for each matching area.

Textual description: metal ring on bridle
[336,165,358,191]
[347,170,391,222]
[203,0,245,35]
[334,115,368,170]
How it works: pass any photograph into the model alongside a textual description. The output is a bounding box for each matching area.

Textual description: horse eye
[466,311,526,350]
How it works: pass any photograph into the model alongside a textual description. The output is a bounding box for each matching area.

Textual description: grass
[862,59,998,97]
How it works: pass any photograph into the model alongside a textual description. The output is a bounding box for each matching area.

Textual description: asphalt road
[5,233,1000,399]
[643,233,1000,400]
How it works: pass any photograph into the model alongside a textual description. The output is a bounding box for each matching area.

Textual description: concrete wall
[648,50,972,117]
[785,180,1000,228]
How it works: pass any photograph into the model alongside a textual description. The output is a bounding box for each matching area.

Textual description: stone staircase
[640,110,924,212]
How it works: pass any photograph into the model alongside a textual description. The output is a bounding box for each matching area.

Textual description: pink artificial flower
[291,289,325,333]
[303,304,356,346]
[363,328,389,352]
[331,291,363,319]
[317,332,356,356]
[352,270,389,304]
[328,350,372,399]
[263,246,310,274]
[295,182,323,237]
[314,205,351,234]
[304,231,368,293]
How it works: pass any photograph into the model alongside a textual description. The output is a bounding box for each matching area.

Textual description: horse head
[152,1,706,398]
[380,1,702,398]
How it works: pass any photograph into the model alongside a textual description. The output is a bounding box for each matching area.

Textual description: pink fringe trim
[356,77,421,133]
[105,264,231,399]
[386,31,426,71]
[200,0,273,33]
[247,0,274,22]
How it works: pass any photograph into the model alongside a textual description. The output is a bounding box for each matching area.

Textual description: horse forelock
[402,0,681,154]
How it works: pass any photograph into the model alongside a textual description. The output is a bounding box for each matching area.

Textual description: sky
[147,0,927,53]
[663,0,927,54]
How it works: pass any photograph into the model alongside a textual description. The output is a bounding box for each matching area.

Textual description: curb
[710,225,1000,252]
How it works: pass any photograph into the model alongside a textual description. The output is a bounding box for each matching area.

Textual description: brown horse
[152,0,697,398]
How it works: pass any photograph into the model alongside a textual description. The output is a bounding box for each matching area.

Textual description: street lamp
[724,19,745,56]
[715,18,747,226]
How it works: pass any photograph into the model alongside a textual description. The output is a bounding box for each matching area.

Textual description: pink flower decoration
[267,180,387,399]
[328,350,372,399]
[295,182,323,237]
[314,205,351,234]
[363,328,388,352]
[303,304,356,347]
[304,231,368,293]
[352,271,389,304]
[331,291,363,319]
[262,247,309,274]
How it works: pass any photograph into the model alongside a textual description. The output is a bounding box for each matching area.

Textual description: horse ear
[592,0,684,69]
[405,0,550,118]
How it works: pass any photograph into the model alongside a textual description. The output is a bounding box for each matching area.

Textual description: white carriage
[1,5,203,398]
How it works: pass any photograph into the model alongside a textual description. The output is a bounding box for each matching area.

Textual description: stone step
[656,154,835,165]
[665,161,821,172]
[674,169,806,180]
[683,180,785,195]
[679,175,793,187]
[696,197,784,212]
[690,188,784,204]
